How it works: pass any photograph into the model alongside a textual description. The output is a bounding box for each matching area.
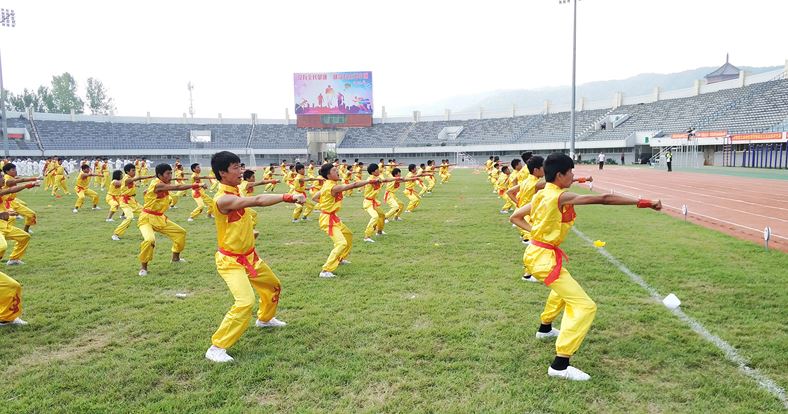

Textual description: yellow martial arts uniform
[51,164,69,196]
[291,174,314,220]
[517,173,539,241]
[101,162,110,190]
[0,193,29,261]
[306,164,315,178]
[43,161,54,190]
[524,183,596,357]
[404,172,421,212]
[74,173,99,209]
[0,271,22,322]
[92,161,101,187]
[106,179,121,213]
[384,179,404,219]
[113,174,142,238]
[210,183,282,350]
[169,168,185,207]
[137,178,187,265]
[189,175,216,219]
[362,177,385,238]
[440,163,450,184]
[263,167,276,192]
[3,174,36,228]
[423,165,436,194]
[318,180,352,272]
[237,181,258,226]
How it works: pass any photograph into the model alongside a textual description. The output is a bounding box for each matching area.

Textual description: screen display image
[294,71,373,115]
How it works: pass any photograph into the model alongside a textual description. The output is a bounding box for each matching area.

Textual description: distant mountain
[390,65,781,117]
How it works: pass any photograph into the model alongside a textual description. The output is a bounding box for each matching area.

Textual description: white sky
[2,0,787,118]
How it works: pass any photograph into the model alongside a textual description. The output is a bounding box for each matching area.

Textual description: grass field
[1,168,786,413]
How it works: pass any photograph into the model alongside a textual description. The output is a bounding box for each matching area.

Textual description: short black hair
[2,163,15,173]
[155,163,172,177]
[544,153,574,182]
[112,170,123,180]
[211,151,241,181]
[521,152,533,162]
[81,164,91,171]
[367,163,379,174]
[408,163,416,172]
[243,170,255,180]
[190,163,200,172]
[319,163,334,179]
[391,167,401,176]
[493,156,500,162]
[124,163,135,174]
[501,166,510,174]
[511,158,522,169]
[526,156,544,174]
[295,163,305,173]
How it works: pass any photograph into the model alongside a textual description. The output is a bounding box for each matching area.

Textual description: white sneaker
[72,208,79,213]
[522,274,539,283]
[536,328,560,339]
[522,239,530,245]
[363,237,375,243]
[377,231,387,235]
[255,317,287,328]
[394,217,403,221]
[292,219,299,223]
[187,217,194,222]
[93,206,101,210]
[6,259,24,266]
[106,218,115,222]
[172,258,187,263]
[319,271,336,278]
[138,269,148,277]
[111,234,121,241]
[548,365,591,381]
[339,260,351,265]
[0,317,28,326]
[404,210,412,214]
[384,219,390,224]
[205,345,234,363]
[499,210,508,214]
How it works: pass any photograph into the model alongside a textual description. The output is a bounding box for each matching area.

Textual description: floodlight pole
[0,48,7,159]
[560,0,578,160]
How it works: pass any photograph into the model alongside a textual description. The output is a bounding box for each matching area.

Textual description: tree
[7,88,44,112]
[85,77,115,115]
[36,86,56,113]
[50,72,84,114]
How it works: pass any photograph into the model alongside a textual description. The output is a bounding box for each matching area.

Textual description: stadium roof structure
[705,54,741,84]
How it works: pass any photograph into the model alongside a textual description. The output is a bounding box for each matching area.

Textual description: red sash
[530,240,568,286]
[321,210,341,236]
[142,209,164,217]
[218,247,260,278]
[76,185,87,192]
[122,195,132,204]
[384,191,391,202]
[365,197,380,208]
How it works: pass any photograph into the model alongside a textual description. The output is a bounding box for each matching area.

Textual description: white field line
[584,183,788,242]
[572,227,788,409]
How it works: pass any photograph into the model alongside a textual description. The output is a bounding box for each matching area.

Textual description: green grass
[1,169,786,413]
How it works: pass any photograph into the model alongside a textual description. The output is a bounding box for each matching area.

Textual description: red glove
[637,199,653,208]
[577,177,587,183]
[282,193,295,203]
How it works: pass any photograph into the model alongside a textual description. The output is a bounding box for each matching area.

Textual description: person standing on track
[597,152,605,171]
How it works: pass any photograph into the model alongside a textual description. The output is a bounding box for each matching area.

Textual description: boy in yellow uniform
[239,169,279,227]
[306,161,316,178]
[205,151,304,363]
[262,163,278,192]
[0,268,25,326]
[423,160,437,194]
[137,164,202,277]
[361,163,399,242]
[313,163,373,278]
[91,158,101,188]
[112,164,152,241]
[50,157,70,197]
[105,170,123,222]
[168,163,187,209]
[510,153,661,381]
[0,178,39,266]
[139,158,150,184]
[404,164,432,213]
[384,167,406,222]
[100,159,110,191]
[2,163,40,233]
[291,163,320,222]
[187,163,216,221]
[497,165,515,213]
[72,164,103,213]
[42,158,53,191]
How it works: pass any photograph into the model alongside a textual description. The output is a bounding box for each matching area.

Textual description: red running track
[572,165,788,252]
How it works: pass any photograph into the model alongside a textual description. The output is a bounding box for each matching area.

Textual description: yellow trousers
[75,187,99,209]
[263,182,276,192]
[292,198,315,220]
[440,173,450,184]
[106,195,120,213]
[114,199,142,237]
[426,177,436,192]
[169,191,182,207]
[44,174,54,190]
[525,246,597,357]
[103,172,111,190]
[138,215,186,264]
[0,222,30,260]
[0,272,22,322]
[52,176,68,195]
[385,192,404,219]
[189,193,216,219]
[211,252,281,350]
[405,189,421,212]
[319,213,352,272]
[10,199,36,227]
[363,202,385,238]
[500,192,515,211]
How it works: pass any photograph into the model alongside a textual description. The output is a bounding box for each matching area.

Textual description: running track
[573,165,788,252]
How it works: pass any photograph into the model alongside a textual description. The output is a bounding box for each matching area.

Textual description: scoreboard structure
[293,71,373,128]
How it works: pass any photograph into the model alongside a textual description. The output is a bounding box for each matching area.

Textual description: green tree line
[3,72,115,115]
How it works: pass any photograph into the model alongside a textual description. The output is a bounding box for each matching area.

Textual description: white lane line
[572,227,788,409]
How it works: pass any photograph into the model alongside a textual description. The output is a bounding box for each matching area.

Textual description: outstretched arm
[0,181,39,196]
[332,180,369,195]
[215,193,305,215]
[559,192,661,210]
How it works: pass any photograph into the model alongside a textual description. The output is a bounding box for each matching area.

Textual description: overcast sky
[2,0,786,118]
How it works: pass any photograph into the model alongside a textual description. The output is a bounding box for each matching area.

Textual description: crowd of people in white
[7,158,145,176]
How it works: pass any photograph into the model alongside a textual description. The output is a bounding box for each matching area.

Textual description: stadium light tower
[187,82,194,118]
[0,8,16,159]
[559,0,578,160]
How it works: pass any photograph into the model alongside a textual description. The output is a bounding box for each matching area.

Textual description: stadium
[1,2,787,413]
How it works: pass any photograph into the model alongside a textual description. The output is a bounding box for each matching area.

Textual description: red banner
[730,132,783,141]
[671,130,728,139]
